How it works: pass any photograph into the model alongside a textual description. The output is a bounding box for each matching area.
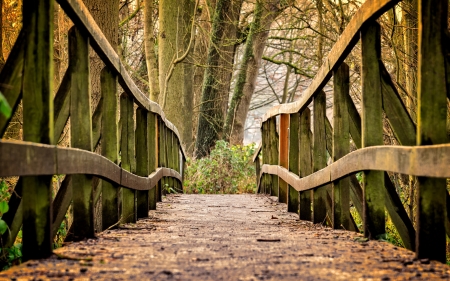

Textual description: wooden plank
[69,26,94,240]
[136,108,149,218]
[312,92,326,223]
[416,0,448,262]
[361,22,384,239]
[101,67,119,230]
[92,101,102,148]
[120,93,136,224]
[346,92,362,149]
[53,70,71,141]
[260,0,401,122]
[380,62,416,146]
[0,29,25,136]
[288,113,300,213]
[2,178,23,248]
[260,122,268,194]
[157,118,165,201]
[332,63,350,230]
[52,176,72,239]
[300,107,313,221]
[268,117,279,197]
[21,0,54,260]
[148,112,157,210]
[278,114,289,204]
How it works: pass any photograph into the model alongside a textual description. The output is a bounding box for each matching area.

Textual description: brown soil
[1,194,449,280]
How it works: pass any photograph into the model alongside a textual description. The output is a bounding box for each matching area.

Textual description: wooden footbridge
[0,0,449,279]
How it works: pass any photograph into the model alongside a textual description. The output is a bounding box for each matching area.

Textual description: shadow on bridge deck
[1,194,449,280]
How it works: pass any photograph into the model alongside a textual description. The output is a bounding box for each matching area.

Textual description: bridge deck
[2,194,449,280]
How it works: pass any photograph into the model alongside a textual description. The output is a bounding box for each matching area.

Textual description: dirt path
[1,194,449,280]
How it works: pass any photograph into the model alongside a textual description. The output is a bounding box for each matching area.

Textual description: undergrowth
[184,140,256,194]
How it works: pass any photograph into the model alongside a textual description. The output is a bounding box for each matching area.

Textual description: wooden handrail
[0,140,182,190]
[260,0,400,122]
[56,0,186,158]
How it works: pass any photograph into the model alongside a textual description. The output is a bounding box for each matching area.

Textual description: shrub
[184,140,256,194]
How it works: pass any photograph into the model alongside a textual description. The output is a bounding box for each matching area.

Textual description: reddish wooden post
[278,114,289,204]
[416,0,448,262]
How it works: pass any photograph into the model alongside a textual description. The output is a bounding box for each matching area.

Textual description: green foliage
[184,140,256,194]
[0,92,12,119]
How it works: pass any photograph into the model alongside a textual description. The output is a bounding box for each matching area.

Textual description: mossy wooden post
[312,92,327,223]
[165,126,172,194]
[21,0,54,260]
[288,113,300,213]
[299,107,313,221]
[361,22,384,239]
[416,0,447,262]
[101,66,119,230]
[175,140,181,191]
[278,114,289,204]
[261,122,268,194]
[332,63,350,230]
[268,117,279,197]
[120,93,136,223]
[157,119,166,201]
[68,26,94,240]
[136,108,149,218]
[148,112,158,210]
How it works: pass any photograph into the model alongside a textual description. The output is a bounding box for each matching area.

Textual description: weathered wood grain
[300,107,313,221]
[53,70,71,141]
[148,112,158,210]
[416,0,448,262]
[278,114,289,204]
[52,176,72,239]
[288,113,300,214]
[268,117,279,197]
[136,108,149,218]
[312,93,326,223]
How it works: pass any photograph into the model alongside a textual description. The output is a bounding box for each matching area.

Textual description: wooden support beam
[53,70,71,141]
[312,92,326,223]
[157,118,165,201]
[416,0,448,262]
[101,67,119,230]
[300,107,313,221]
[136,108,149,218]
[120,93,136,224]
[2,178,23,248]
[148,112,157,210]
[268,117,279,197]
[332,63,351,230]
[21,0,54,260]
[52,176,72,239]
[288,113,300,213]
[261,122,269,194]
[361,21,385,239]
[279,114,289,204]
[69,26,94,240]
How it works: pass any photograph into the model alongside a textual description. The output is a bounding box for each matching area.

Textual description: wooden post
[279,114,289,204]
[288,113,300,213]
[332,63,351,230]
[268,117,279,197]
[361,22,385,239]
[148,112,158,210]
[312,92,327,224]
[21,0,54,260]
[136,108,149,218]
[120,93,136,223]
[101,66,119,230]
[300,107,313,221]
[416,0,448,262]
[157,119,166,201]
[68,26,94,240]
[261,122,268,194]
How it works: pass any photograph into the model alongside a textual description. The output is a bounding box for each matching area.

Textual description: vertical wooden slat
[157,119,165,201]
[300,107,313,221]
[120,93,136,223]
[21,0,54,260]
[416,0,448,262]
[136,108,149,218]
[148,112,157,210]
[332,63,351,230]
[361,22,385,239]
[101,66,119,230]
[278,114,289,204]
[268,117,279,197]
[312,92,327,223]
[69,26,95,240]
[261,122,268,194]
[288,113,300,213]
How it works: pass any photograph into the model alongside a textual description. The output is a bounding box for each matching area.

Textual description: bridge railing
[0,0,185,261]
[253,0,450,262]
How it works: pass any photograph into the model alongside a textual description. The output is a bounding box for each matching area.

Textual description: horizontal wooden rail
[261,0,400,122]
[0,140,181,190]
[259,144,450,192]
[55,0,186,157]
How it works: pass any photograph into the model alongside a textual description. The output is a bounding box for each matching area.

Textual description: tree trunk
[194,0,233,158]
[159,0,194,151]
[225,0,283,144]
[143,0,159,101]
